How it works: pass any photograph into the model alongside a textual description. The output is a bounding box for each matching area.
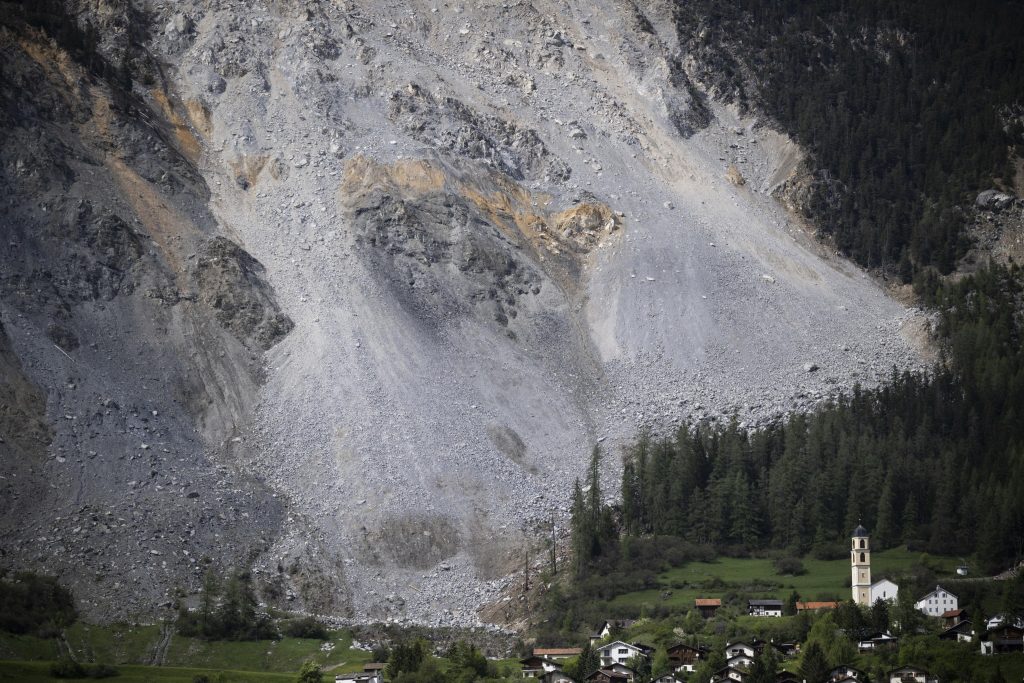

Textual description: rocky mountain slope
[0,0,926,627]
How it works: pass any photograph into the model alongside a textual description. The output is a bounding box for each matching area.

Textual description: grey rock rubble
[0,0,932,628]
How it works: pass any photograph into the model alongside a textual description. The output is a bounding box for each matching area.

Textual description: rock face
[0,2,295,620]
[0,0,929,626]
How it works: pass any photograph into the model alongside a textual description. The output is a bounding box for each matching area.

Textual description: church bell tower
[851,524,871,606]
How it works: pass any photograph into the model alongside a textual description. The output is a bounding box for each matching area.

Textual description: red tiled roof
[797,601,840,611]
[695,598,722,606]
[941,609,963,618]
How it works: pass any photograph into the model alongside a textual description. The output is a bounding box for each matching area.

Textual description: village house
[539,671,575,683]
[605,663,638,680]
[520,655,560,678]
[586,668,631,683]
[940,609,965,629]
[775,642,800,658]
[887,665,938,683]
[985,613,1022,630]
[828,665,866,681]
[597,641,647,667]
[938,620,973,643]
[980,620,1024,654]
[725,642,756,660]
[710,665,748,682]
[696,598,722,618]
[797,601,840,613]
[534,648,583,661]
[631,643,655,658]
[857,631,898,652]
[870,578,899,604]
[334,673,381,683]
[747,599,784,617]
[590,620,636,644]
[726,651,755,670]
[915,585,958,617]
[361,664,386,677]
[652,674,681,683]
[666,643,707,672]
[776,673,801,683]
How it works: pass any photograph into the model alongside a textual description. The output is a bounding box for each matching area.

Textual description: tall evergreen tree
[798,641,829,683]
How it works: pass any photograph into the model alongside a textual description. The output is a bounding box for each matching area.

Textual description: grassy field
[0,625,373,678]
[163,631,372,673]
[0,660,295,682]
[609,548,960,610]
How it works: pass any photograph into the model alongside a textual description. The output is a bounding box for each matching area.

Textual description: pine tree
[748,647,779,683]
[570,479,588,576]
[874,473,897,548]
[198,570,219,638]
[798,641,829,683]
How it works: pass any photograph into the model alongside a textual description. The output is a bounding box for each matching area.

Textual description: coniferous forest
[575,263,1023,574]
[674,0,1024,274]
[571,0,1024,574]
[560,0,1024,609]
[549,263,1024,645]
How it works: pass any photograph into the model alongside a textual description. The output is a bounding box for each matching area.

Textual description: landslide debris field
[0,0,926,627]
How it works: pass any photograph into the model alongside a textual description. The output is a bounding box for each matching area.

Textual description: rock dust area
[0,0,928,628]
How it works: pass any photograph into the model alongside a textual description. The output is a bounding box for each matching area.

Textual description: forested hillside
[611,262,1023,571]
[538,0,1024,651]
[675,0,1024,273]
[542,264,1024,643]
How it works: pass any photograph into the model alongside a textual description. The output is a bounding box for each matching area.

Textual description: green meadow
[0,625,374,680]
[608,548,960,611]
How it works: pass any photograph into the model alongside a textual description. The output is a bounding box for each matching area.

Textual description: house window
[618,649,628,655]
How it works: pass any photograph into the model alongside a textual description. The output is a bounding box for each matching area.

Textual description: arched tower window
[860,552,866,563]
[859,539,866,549]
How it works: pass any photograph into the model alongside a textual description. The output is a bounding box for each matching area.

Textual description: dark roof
[853,524,869,537]
[939,620,973,639]
[828,665,866,676]
[667,642,706,653]
[888,666,930,675]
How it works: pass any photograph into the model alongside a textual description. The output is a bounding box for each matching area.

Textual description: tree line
[565,261,1022,590]
[614,262,1024,571]
[673,0,1024,275]
[175,570,278,641]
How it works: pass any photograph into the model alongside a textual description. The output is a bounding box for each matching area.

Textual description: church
[851,525,900,606]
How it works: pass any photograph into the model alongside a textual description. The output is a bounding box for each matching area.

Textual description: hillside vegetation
[565,262,1023,585]
[676,0,1024,274]
[621,275,1024,565]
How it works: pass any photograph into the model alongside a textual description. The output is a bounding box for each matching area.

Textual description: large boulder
[976,189,1015,211]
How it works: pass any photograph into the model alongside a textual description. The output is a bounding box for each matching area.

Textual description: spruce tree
[798,641,829,683]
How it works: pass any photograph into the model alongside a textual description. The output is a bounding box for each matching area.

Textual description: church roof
[852,524,869,537]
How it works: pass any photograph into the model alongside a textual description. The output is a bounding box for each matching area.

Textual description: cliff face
[0,1,300,618]
[1,0,927,626]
